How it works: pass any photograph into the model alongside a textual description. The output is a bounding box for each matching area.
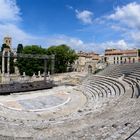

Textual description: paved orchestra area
[0,68,139,139]
[0,87,71,111]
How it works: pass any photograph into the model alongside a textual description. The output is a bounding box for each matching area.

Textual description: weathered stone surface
[0,70,139,139]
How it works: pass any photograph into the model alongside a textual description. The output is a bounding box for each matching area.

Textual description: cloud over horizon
[108,2,140,29]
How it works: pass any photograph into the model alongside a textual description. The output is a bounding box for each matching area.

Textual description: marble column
[2,50,5,75]
[38,71,41,77]
[7,51,10,75]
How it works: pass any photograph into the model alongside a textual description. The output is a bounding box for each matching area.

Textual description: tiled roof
[105,49,138,55]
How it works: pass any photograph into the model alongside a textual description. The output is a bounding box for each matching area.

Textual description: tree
[10,52,15,74]
[16,45,47,76]
[138,49,140,57]
[1,44,10,52]
[16,44,78,75]
[17,44,23,53]
[46,44,78,73]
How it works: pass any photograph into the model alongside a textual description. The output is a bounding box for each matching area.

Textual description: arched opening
[88,65,92,74]
[133,58,135,63]
[128,57,131,63]
[124,58,126,63]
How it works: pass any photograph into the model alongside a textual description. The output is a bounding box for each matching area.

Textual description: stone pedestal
[38,71,41,77]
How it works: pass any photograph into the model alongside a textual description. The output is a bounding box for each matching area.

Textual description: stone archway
[88,65,92,74]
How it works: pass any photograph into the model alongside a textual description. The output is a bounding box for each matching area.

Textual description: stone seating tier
[83,80,116,97]
[0,65,139,139]
[82,75,125,102]
[98,63,140,78]
[85,75,125,93]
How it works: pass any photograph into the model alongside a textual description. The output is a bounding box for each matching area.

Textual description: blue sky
[0,0,140,53]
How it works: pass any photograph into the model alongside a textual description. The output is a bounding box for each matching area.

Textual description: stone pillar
[7,51,10,75]
[38,71,41,77]
[2,50,5,75]
[23,72,26,77]
[32,73,36,81]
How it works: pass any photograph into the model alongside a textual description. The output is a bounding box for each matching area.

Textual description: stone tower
[3,36,12,50]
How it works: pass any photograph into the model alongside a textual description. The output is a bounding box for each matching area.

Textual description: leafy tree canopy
[17,44,23,53]
[16,45,47,76]
[46,44,78,73]
[1,44,10,52]
[16,44,78,75]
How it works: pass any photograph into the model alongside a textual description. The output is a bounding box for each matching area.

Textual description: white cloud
[46,35,98,52]
[0,23,39,47]
[0,0,21,22]
[46,35,85,50]
[80,40,131,53]
[108,2,140,29]
[100,40,129,50]
[0,0,40,48]
[110,25,127,32]
[76,10,93,24]
[66,5,73,10]
[128,31,140,43]
[45,35,133,53]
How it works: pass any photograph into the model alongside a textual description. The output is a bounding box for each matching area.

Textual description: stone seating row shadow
[98,63,140,78]
[82,75,125,103]
[97,63,140,99]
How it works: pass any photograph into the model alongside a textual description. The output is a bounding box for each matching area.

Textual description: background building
[74,51,100,73]
[105,49,139,64]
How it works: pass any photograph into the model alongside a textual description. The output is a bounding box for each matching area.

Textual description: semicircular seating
[82,75,125,104]
[97,62,140,98]
[0,63,140,139]
[98,63,140,78]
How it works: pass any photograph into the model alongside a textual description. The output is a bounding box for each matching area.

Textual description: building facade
[105,49,139,64]
[74,51,100,73]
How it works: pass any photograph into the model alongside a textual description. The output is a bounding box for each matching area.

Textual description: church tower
[3,36,12,52]
[3,36,12,47]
